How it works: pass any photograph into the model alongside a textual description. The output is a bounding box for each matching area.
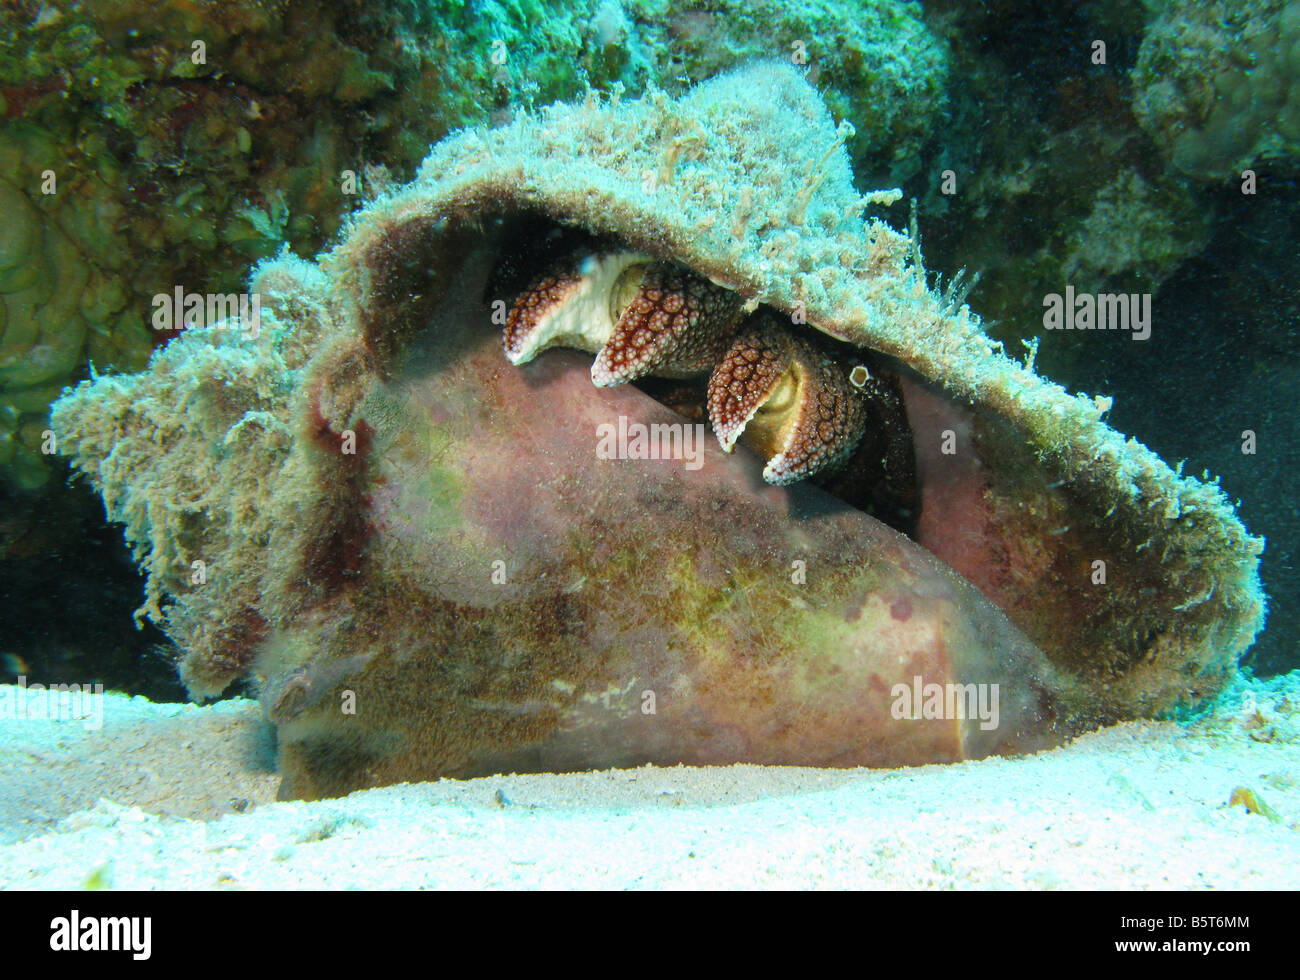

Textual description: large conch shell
[51,65,1264,799]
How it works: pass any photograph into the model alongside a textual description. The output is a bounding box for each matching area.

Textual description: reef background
[1,0,1297,691]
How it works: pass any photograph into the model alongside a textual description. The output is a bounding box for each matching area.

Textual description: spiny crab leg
[502,249,874,486]
[707,316,869,485]
[503,250,744,386]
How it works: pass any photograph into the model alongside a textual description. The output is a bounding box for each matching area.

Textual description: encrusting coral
[51,64,1265,799]
[1134,0,1300,178]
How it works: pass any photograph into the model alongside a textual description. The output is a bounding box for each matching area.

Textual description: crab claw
[707,318,869,485]
[502,251,742,386]
[589,262,743,386]
[502,251,649,366]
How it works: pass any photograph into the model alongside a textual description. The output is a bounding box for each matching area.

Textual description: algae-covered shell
[327,64,1263,717]
[50,65,1265,798]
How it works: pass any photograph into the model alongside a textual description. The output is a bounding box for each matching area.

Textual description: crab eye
[608,262,648,322]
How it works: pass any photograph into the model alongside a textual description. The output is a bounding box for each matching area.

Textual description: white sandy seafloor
[0,671,1297,890]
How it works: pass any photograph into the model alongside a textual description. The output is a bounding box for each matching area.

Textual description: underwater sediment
[50,65,1265,799]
